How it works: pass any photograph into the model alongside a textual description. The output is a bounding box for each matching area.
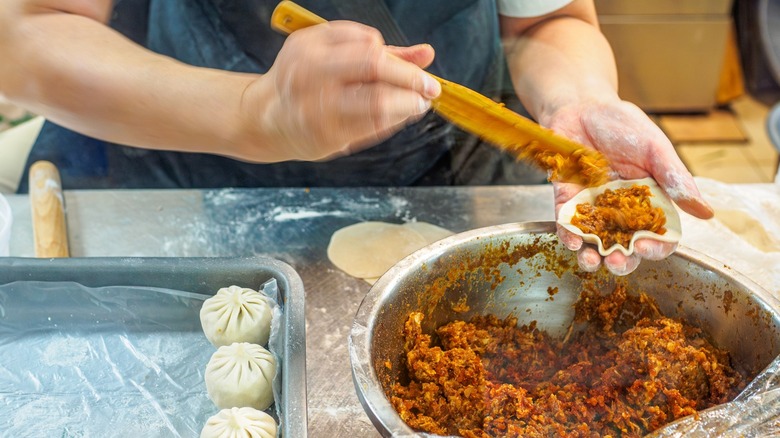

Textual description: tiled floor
[671,95,779,184]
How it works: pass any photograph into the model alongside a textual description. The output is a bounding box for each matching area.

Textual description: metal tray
[0,256,307,437]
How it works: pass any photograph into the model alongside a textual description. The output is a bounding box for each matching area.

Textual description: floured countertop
[2,181,779,437]
[680,178,780,297]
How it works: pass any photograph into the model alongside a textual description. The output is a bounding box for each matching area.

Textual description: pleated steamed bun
[200,285,273,347]
[205,342,276,411]
[200,407,277,438]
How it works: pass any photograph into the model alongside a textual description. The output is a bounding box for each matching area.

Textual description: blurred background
[1,0,779,192]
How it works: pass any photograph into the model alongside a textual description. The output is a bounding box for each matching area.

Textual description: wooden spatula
[270,0,611,187]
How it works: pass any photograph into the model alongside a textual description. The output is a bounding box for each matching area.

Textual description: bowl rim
[348,220,780,437]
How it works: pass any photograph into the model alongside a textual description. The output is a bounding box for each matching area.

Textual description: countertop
[5,179,780,436]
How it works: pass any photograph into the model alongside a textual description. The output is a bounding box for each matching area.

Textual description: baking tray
[0,256,307,437]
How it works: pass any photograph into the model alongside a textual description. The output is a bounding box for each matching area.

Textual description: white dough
[200,407,277,438]
[200,286,273,348]
[715,209,778,252]
[205,342,276,411]
[327,221,429,279]
[402,221,454,243]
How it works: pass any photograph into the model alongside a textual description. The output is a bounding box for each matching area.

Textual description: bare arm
[500,0,713,276]
[499,0,617,125]
[0,0,438,162]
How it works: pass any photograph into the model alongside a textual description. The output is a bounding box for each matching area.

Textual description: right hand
[242,21,441,162]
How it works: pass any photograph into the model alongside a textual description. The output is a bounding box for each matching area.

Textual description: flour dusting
[42,336,91,367]
[270,206,350,222]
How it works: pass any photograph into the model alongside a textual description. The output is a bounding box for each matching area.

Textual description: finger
[556,223,583,251]
[346,109,429,154]
[577,247,601,272]
[553,182,584,217]
[553,182,584,251]
[634,239,677,261]
[638,126,715,220]
[333,42,440,99]
[318,21,386,45]
[338,83,431,146]
[657,167,714,219]
[604,251,641,276]
[386,44,436,69]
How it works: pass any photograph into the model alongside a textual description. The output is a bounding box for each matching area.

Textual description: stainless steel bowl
[349,221,780,437]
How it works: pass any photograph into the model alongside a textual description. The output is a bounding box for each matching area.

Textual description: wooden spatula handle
[29,160,70,258]
[271,0,326,34]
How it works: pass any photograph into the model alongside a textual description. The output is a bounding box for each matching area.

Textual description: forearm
[501,13,618,126]
[0,6,278,161]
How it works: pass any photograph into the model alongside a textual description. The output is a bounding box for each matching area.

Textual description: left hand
[544,97,714,276]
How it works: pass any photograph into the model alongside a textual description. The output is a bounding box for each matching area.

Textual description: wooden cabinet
[595,0,734,112]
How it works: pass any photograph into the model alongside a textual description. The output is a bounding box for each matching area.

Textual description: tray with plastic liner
[0,256,306,437]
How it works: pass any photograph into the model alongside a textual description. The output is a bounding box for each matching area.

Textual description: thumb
[648,148,714,219]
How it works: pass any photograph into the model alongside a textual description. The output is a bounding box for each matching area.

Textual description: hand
[240,21,441,162]
[545,98,714,276]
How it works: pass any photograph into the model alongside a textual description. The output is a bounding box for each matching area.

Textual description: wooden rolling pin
[270,1,611,187]
[29,160,70,258]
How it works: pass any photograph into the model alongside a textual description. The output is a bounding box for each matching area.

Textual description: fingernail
[418,97,431,114]
[421,74,440,99]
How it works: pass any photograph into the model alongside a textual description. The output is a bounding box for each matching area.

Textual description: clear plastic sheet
[682,178,780,295]
[0,280,283,437]
[649,354,780,437]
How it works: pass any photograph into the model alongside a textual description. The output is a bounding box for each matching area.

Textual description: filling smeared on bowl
[390,283,745,438]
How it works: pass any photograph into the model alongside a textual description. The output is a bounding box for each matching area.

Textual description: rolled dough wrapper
[327,221,429,279]
[402,221,454,243]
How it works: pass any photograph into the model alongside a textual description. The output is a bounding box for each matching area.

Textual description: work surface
[6,179,780,436]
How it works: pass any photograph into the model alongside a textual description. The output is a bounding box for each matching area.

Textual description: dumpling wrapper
[359,222,454,285]
[401,221,454,243]
[200,407,276,438]
[200,285,273,348]
[205,342,276,411]
[328,221,454,282]
[557,177,681,257]
[327,221,430,279]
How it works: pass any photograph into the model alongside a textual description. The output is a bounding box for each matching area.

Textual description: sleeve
[496,0,575,18]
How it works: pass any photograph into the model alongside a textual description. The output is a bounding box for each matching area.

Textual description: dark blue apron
[19,0,546,191]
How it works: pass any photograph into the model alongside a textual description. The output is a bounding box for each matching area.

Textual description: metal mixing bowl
[349,221,780,437]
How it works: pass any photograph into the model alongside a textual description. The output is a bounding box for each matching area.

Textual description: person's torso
[47,0,506,189]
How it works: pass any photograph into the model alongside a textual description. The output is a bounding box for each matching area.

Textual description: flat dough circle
[402,222,454,243]
[327,221,429,279]
[715,209,778,252]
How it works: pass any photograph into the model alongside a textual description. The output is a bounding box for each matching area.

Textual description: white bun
[200,286,273,347]
[200,407,277,438]
[205,342,276,411]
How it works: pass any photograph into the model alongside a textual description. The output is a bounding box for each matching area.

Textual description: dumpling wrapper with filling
[200,407,276,438]
[327,221,429,279]
[557,177,681,257]
[205,342,276,411]
[200,285,273,348]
